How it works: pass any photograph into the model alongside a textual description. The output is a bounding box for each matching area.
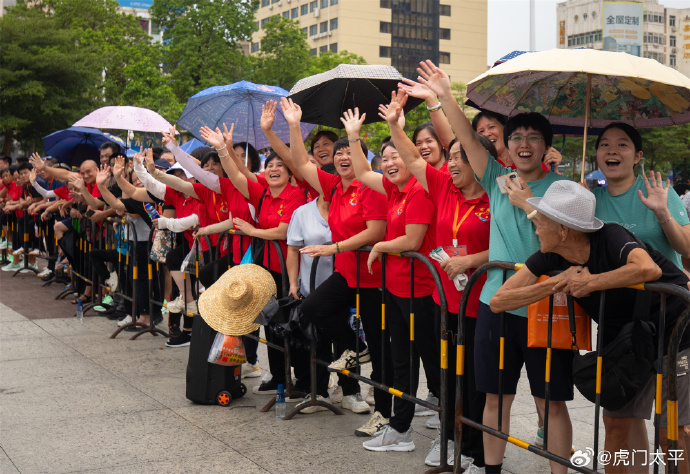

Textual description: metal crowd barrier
[456,261,690,474]
[10,210,40,277]
[0,211,16,265]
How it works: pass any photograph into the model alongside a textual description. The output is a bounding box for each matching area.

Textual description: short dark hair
[595,122,642,153]
[234,142,261,173]
[380,136,391,151]
[503,112,553,148]
[370,155,382,170]
[0,167,10,176]
[332,136,368,158]
[18,162,33,172]
[381,140,396,154]
[191,146,214,162]
[310,130,339,154]
[471,110,505,131]
[99,141,122,156]
[1,156,11,166]
[412,122,447,162]
[200,152,228,178]
[321,163,338,175]
[151,146,165,160]
[15,156,28,165]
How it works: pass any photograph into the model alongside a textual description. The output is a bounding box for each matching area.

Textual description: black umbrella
[287,64,423,129]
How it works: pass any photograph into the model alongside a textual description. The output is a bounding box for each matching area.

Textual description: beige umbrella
[466,48,690,182]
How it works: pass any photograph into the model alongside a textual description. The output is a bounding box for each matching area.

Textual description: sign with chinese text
[560,21,566,45]
[117,0,152,8]
[602,1,643,56]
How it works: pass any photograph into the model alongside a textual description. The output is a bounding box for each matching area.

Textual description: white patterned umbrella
[74,106,175,133]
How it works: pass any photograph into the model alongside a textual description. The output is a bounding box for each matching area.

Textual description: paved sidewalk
[0,270,656,473]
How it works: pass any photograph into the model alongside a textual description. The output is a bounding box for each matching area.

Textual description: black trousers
[301,271,394,417]
[387,292,440,434]
[435,305,485,466]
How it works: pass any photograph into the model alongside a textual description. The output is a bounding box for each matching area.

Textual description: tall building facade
[251,0,487,84]
[557,0,690,77]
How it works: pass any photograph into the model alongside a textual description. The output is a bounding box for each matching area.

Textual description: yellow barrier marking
[133,267,138,279]
[148,264,152,280]
[388,252,401,257]
[389,388,403,397]
[455,343,463,375]
[410,313,414,341]
[259,338,267,344]
[381,303,386,330]
[596,357,603,394]
[514,263,524,270]
[545,348,552,383]
[507,436,530,450]
[499,337,505,370]
[668,401,678,440]
[656,374,663,414]
[629,283,645,290]
[341,369,350,376]
[195,261,199,278]
[356,293,360,320]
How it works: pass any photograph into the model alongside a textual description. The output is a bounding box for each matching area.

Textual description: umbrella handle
[580,74,592,184]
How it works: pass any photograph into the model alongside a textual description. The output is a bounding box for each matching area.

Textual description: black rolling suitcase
[185,315,247,406]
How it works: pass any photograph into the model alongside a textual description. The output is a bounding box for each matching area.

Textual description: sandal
[71,294,89,305]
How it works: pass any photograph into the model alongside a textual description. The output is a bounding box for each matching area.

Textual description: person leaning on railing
[491,180,690,474]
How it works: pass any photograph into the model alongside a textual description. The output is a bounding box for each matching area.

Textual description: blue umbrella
[177,81,316,150]
[585,169,605,180]
[43,127,127,167]
[179,138,207,154]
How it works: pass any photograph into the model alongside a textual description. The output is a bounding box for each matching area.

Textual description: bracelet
[215,144,227,152]
[348,137,360,143]
[218,152,229,158]
[657,215,674,225]
[426,102,442,112]
[526,209,538,220]
[335,242,340,253]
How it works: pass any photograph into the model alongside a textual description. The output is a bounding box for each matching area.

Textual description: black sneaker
[165,331,191,348]
[251,379,280,395]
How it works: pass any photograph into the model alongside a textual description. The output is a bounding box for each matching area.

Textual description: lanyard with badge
[444,200,475,258]
[211,192,229,254]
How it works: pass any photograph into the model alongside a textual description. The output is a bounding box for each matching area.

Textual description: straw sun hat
[198,264,277,336]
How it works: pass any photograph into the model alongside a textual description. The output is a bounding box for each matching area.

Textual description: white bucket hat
[166,162,193,179]
[526,181,603,233]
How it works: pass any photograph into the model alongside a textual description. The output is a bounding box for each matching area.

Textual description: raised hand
[380,90,407,128]
[112,156,125,179]
[340,107,366,138]
[416,60,452,100]
[639,171,670,214]
[280,97,302,125]
[29,168,37,183]
[200,126,225,149]
[143,148,156,174]
[96,165,110,185]
[161,126,178,148]
[260,100,277,131]
[398,78,435,102]
[69,175,85,191]
[221,123,235,150]
[29,153,45,172]
[543,147,563,172]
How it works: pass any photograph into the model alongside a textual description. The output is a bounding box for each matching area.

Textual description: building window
[440,28,450,40]
[330,18,338,30]
[261,17,269,27]
[380,0,391,8]
[282,11,290,19]
[321,0,328,8]
[320,21,328,33]
[330,42,338,53]
[301,4,308,15]
[272,0,279,3]
[440,4,450,16]
[310,1,317,12]
[254,21,259,30]
[670,15,676,27]
[670,35,676,47]
[301,27,308,35]
[380,46,391,57]
[310,48,317,56]
[261,0,269,6]
[331,0,338,5]
[320,45,328,53]
[439,52,450,64]
[251,42,260,53]
[583,12,587,19]
[380,21,391,33]
[291,7,298,18]
[670,54,676,67]
[151,21,161,35]
[309,24,317,36]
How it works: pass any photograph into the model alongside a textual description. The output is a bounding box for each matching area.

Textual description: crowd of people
[1,60,689,474]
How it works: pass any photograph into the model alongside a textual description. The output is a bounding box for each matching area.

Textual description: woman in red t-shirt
[345,106,440,451]
[281,98,393,430]
[200,125,306,394]
[386,91,493,466]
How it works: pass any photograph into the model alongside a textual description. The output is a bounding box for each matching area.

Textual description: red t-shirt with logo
[192,183,230,256]
[164,186,201,249]
[218,177,253,265]
[7,182,23,217]
[54,186,71,201]
[258,173,316,203]
[381,176,436,298]
[426,164,490,316]
[318,169,387,288]
[246,179,306,273]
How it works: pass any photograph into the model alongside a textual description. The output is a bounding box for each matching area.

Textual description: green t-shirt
[593,175,689,270]
[478,157,570,317]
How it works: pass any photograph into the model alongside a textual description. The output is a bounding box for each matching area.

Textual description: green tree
[307,50,367,75]
[251,16,311,90]
[0,1,101,153]
[151,0,258,101]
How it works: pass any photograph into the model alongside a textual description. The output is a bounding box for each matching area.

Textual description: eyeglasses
[508,134,544,144]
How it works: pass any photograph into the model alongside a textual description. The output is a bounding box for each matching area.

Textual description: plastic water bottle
[76,299,84,322]
[275,383,286,418]
[144,203,160,220]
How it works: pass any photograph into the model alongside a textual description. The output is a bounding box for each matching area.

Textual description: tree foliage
[251,17,311,90]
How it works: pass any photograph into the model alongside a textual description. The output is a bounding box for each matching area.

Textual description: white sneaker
[2,261,22,272]
[242,362,262,378]
[261,372,273,383]
[365,385,375,406]
[362,425,415,452]
[424,435,476,468]
[329,385,344,404]
[415,393,439,416]
[12,247,24,256]
[185,300,198,315]
[0,239,7,249]
[355,411,389,437]
[341,393,371,414]
[426,413,440,429]
[37,268,52,277]
[299,394,330,414]
[328,348,371,371]
[166,296,184,313]
[29,248,41,256]
[105,271,118,291]
[465,465,485,473]
[117,315,133,327]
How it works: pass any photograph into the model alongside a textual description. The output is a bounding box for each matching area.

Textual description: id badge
[443,244,467,258]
